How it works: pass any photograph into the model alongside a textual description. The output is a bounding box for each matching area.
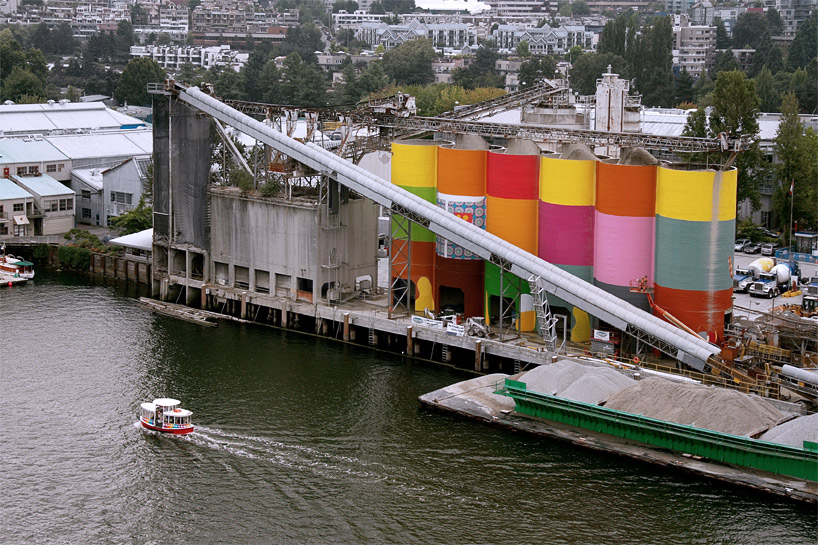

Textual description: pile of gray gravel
[603,377,787,436]
[759,413,818,448]
[519,359,634,405]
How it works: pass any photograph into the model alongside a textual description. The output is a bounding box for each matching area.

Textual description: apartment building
[672,14,716,79]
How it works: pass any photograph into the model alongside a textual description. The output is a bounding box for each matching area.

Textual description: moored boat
[139,398,194,434]
[0,246,34,279]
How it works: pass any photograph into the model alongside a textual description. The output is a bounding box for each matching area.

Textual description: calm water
[1,272,816,544]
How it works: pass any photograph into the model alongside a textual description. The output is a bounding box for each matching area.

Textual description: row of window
[15,164,65,176]
[43,198,74,212]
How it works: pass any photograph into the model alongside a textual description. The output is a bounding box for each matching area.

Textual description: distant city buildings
[493,23,594,55]
[130,45,250,72]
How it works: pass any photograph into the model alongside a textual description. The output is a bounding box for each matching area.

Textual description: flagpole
[789,179,794,255]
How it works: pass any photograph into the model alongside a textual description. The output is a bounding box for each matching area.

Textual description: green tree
[755,65,780,112]
[750,31,773,77]
[115,57,165,105]
[115,20,135,61]
[280,53,328,107]
[452,44,502,89]
[787,13,817,71]
[1,66,44,102]
[0,31,26,82]
[712,49,740,78]
[25,48,47,85]
[517,56,557,88]
[52,23,76,55]
[571,0,590,16]
[382,39,435,86]
[788,64,818,114]
[516,40,530,58]
[260,60,282,103]
[278,23,324,63]
[110,196,153,235]
[732,12,767,49]
[673,68,695,106]
[239,49,270,101]
[631,16,674,106]
[772,93,818,233]
[714,17,731,49]
[569,52,628,95]
[597,12,638,59]
[766,7,784,36]
[710,71,764,209]
[66,85,81,102]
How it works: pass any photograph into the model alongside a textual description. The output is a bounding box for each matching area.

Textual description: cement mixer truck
[734,257,775,293]
[748,261,800,298]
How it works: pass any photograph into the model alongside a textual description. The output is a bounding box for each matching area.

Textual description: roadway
[732,250,815,319]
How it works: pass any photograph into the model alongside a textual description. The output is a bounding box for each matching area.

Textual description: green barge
[498,379,818,482]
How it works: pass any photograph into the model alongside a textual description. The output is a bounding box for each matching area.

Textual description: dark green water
[2,272,816,544]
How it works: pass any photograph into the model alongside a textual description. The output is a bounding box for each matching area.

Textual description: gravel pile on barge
[519,359,634,405]
[602,377,787,436]
[760,413,818,447]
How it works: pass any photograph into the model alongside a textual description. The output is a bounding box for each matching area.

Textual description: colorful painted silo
[593,162,657,312]
[538,153,596,342]
[435,146,486,318]
[653,166,737,341]
[485,148,539,331]
[391,141,438,312]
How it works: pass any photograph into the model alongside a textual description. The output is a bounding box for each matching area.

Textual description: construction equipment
[465,317,490,338]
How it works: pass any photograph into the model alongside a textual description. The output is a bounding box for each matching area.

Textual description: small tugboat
[139,398,194,435]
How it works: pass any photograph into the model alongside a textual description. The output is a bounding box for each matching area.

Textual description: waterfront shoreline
[419,374,818,504]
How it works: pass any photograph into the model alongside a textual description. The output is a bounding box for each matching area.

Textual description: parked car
[761,242,780,256]
[735,238,751,251]
[743,242,762,254]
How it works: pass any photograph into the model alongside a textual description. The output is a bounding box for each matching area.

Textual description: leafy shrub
[57,245,91,270]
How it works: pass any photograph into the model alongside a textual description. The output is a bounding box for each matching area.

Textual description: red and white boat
[139,398,194,434]
[0,246,34,279]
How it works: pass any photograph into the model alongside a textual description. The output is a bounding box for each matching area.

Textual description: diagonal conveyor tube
[178,85,721,369]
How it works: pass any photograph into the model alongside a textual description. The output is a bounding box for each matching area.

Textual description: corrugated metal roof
[0,177,33,200]
[71,168,104,190]
[0,102,146,135]
[12,173,75,197]
[0,137,69,163]
[46,131,153,159]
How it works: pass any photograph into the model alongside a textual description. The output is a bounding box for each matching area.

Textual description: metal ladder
[528,275,558,353]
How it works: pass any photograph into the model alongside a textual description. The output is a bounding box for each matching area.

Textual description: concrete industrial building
[10,173,75,235]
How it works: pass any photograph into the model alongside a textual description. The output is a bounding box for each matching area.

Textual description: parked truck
[748,261,800,298]
[732,267,755,293]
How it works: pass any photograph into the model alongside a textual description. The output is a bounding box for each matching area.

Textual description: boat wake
[189,425,494,507]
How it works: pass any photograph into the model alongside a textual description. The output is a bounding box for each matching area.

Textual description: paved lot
[732,250,815,319]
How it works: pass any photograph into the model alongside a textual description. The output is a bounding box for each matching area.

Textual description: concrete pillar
[474,340,482,372]
[406,325,413,355]
[201,286,208,310]
[343,312,350,341]
[240,292,247,320]
[160,278,169,301]
[282,302,289,328]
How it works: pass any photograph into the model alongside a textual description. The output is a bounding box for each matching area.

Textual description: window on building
[47,164,57,173]
[59,199,66,211]
[28,166,38,174]
[81,190,91,199]
[82,208,91,219]
[17,167,25,176]
[111,191,133,205]
[58,164,64,172]
[13,203,23,212]
[49,200,58,212]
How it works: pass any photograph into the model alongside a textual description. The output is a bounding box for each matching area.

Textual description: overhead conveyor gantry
[168,83,723,372]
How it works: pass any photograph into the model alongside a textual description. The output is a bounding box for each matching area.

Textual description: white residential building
[11,174,76,235]
[356,20,477,51]
[130,45,249,72]
[493,24,594,55]
[0,177,33,237]
[672,15,716,79]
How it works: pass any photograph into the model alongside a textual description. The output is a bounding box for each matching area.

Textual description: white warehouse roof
[0,102,147,136]
[46,131,153,160]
